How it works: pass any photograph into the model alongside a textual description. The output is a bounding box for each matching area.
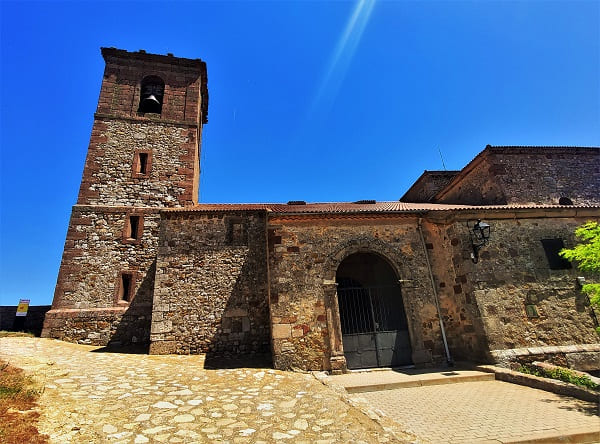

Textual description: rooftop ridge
[487,145,599,150]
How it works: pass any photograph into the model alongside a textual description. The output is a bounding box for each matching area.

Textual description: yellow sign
[16,299,30,317]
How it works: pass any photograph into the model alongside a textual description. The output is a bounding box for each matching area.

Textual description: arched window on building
[138,76,165,114]
[559,197,574,205]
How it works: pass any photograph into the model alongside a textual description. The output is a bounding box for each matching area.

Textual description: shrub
[518,364,599,391]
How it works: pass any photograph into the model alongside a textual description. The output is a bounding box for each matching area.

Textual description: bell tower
[43,48,208,346]
[78,48,208,207]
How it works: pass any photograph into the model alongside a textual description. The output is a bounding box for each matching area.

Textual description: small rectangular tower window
[540,239,572,270]
[138,153,148,174]
[123,214,143,244]
[116,272,136,303]
[132,150,152,178]
[129,216,139,239]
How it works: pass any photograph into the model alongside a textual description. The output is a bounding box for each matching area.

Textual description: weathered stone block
[149,340,177,354]
[272,324,291,339]
[566,351,600,372]
[150,320,172,334]
[224,308,248,317]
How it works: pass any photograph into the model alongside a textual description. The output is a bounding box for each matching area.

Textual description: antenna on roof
[438,147,447,171]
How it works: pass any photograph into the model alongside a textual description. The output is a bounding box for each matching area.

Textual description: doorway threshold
[346,364,415,373]
[328,368,494,393]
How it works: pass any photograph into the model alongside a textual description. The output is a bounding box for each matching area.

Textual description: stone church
[42,48,600,373]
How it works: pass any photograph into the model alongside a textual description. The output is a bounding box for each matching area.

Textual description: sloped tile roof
[162,201,600,214]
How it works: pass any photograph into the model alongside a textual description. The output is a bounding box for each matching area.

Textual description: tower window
[138,76,165,114]
[123,214,143,243]
[116,272,136,303]
[540,238,572,270]
[138,153,148,174]
[132,150,152,178]
[129,216,139,239]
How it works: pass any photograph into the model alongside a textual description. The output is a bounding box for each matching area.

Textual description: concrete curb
[476,364,600,404]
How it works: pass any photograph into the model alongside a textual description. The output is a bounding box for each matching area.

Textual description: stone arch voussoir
[324,236,405,282]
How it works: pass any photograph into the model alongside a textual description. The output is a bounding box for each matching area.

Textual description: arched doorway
[336,252,412,369]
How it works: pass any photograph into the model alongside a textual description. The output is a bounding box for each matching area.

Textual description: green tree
[560,221,600,309]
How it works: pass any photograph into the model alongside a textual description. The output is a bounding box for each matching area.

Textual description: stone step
[329,368,495,393]
[503,428,600,444]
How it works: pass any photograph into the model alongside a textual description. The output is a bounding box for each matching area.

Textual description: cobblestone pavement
[0,338,416,443]
[351,380,599,443]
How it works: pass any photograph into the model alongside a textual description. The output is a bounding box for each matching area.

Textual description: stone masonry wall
[421,220,490,361]
[401,171,460,203]
[437,148,600,206]
[490,149,600,205]
[42,207,159,345]
[267,215,449,371]
[77,119,200,208]
[149,211,270,356]
[434,156,508,205]
[437,213,599,358]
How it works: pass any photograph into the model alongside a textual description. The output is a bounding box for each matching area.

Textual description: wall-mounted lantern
[468,219,491,263]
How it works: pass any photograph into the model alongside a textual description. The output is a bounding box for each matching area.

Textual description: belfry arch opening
[336,252,412,369]
[138,76,165,114]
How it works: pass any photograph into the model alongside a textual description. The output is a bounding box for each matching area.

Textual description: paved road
[0,337,414,443]
[3,337,598,443]
[351,380,599,443]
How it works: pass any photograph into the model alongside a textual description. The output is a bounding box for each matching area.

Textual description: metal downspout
[418,217,453,366]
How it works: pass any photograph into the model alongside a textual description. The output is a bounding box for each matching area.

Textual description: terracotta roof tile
[162,202,600,214]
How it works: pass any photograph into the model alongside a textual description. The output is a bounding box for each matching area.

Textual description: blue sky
[1,1,599,306]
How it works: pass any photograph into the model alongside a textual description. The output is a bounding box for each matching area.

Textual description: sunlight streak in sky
[311,0,376,117]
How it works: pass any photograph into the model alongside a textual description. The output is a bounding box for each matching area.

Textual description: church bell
[139,80,164,114]
[142,94,161,109]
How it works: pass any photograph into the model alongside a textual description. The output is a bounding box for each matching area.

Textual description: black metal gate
[338,284,412,369]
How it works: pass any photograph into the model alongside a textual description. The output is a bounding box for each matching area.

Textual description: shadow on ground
[91,344,150,354]
[90,344,272,369]
[204,353,272,369]
[390,361,471,376]
[540,396,600,416]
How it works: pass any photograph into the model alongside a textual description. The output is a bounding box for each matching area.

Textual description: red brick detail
[122,212,144,244]
[114,270,138,305]
[97,50,205,124]
[132,150,152,179]
[293,324,310,335]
